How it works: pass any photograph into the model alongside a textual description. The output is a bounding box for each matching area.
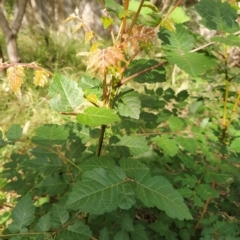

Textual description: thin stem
[96,125,106,156]
[119,61,168,86]
[120,0,130,41]
[227,92,240,127]
[194,180,216,230]
[222,80,229,128]
[126,0,145,35]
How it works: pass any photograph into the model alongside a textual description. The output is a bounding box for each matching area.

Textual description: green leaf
[212,35,240,47]
[158,25,195,53]
[136,171,192,220]
[66,167,127,214]
[8,193,35,233]
[151,135,178,157]
[168,116,186,131]
[56,222,92,240]
[31,124,69,148]
[196,184,219,200]
[51,202,69,230]
[80,156,116,171]
[116,90,141,119]
[167,53,217,78]
[78,75,100,90]
[114,231,130,240]
[24,156,63,175]
[150,222,178,238]
[6,124,22,141]
[114,136,150,156]
[196,0,238,33]
[118,182,136,209]
[101,16,114,29]
[168,6,190,23]
[36,174,70,195]
[76,107,120,127]
[130,224,148,240]
[0,131,7,148]
[124,59,166,83]
[176,137,198,154]
[105,0,123,14]
[119,158,149,179]
[119,213,134,232]
[35,212,51,232]
[99,227,110,240]
[229,137,240,152]
[49,74,84,112]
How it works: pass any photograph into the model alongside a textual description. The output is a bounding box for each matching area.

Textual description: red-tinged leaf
[87,47,126,76]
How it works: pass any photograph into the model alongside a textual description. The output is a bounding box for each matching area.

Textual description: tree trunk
[0,0,28,63]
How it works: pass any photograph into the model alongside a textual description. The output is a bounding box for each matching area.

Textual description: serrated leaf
[8,193,35,233]
[31,124,69,148]
[130,224,148,240]
[119,213,134,232]
[158,24,195,54]
[49,74,84,112]
[56,222,92,240]
[229,137,240,152]
[6,124,22,141]
[176,137,198,154]
[35,212,51,232]
[136,172,192,220]
[33,69,49,87]
[212,35,240,47]
[116,90,141,119]
[66,167,127,214]
[196,184,219,200]
[99,227,110,240]
[87,47,125,76]
[7,66,25,93]
[196,0,238,33]
[168,116,186,131]
[80,156,116,171]
[51,203,69,230]
[119,158,149,179]
[167,53,217,78]
[101,16,114,29]
[124,59,165,83]
[151,135,178,157]
[78,75,100,90]
[114,230,130,240]
[114,136,150,156]
[36,174,70,195]
[24,156,63,175]
[76,107,120,127]
[118,182,136,209]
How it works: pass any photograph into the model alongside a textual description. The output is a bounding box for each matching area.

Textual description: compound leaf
[136,172,192,220]
[76,107,120,127]
[196,0,238,33]
[49,74,84,112]
[212,34,240,47]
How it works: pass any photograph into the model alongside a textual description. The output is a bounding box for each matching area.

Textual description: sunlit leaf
[49,74,84,112]
[33,69,49,87]
[7,66,25,93]
[6,124,22,141]
[76,107,120,127]
[85,31,94,43]
[160,18,176,32]
[101,16,114,29]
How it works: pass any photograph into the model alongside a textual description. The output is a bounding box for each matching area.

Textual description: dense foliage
[1,0,240,239]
